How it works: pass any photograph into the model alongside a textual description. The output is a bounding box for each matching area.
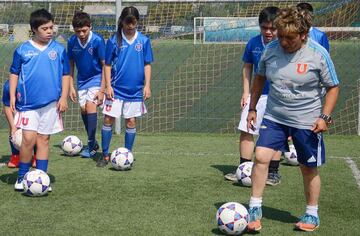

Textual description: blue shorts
[256,119,325,167]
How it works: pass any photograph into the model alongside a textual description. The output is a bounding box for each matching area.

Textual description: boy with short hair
[67,11,105,158]
[9,8,70,191]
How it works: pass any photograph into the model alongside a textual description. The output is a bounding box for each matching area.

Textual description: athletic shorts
[256,118,325,167]
[78,86,101,107]
[238,95,267,135]
[15,102,63,135]
[102,98,147,119]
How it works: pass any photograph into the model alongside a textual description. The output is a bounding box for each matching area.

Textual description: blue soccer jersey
[2,80,10,106]
[10,40,70,111]
[242,34,270,95]
[105,31,154,101]
[309,27,330,52]
[68,31,105,90]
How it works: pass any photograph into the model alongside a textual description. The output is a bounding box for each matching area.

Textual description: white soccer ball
[23,169,51,196]
[61,135,83,156]
[11,129,22,150]
[284,144,299,166]
[110,147,134,170]
[235,162,254,186]
[216,202,249,235]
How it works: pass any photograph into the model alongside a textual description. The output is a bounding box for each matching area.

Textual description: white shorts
[238,95,267,135]
[78,86,100,107]
[102,98,147,119]
[15,102,63,135]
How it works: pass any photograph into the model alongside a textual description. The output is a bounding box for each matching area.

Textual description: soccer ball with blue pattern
[61,135,83,156]
[110,147,134,170]
[235,162,254,186]
[216,202,249,235]
[284,144,299,166]
[23,169,50,197]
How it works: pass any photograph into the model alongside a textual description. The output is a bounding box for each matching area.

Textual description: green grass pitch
[0,130,359,235]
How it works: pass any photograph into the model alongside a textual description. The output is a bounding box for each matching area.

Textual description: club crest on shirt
[88,47,93,55]
[48,50,57,60]
[135,42,143,52]
[296,63,308,74]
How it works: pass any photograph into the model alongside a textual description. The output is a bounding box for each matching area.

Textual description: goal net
[0,0,359,135]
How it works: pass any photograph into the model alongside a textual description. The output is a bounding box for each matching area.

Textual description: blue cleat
[80,148,96,158]
[295,214,320,232]
[247,207,262,232]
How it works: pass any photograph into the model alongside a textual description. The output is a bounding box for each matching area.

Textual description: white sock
[249,197,262,208]
[305,205,319,218]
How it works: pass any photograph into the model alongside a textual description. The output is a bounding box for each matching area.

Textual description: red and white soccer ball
[216,202,249,235]
[284,144,299,166]
[23,169,51,196]
[11,129,22,150]
[110,147,134,170]
[61,135,83,156]
[235,162,254,186]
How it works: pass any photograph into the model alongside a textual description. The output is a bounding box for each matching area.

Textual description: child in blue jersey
[2,80,37,168]
[225,6,283,186]
[9,9,70,191]
[96,6,153,167]
[68,11,106,158]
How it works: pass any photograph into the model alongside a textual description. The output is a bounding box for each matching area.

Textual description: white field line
[345,157,360,190]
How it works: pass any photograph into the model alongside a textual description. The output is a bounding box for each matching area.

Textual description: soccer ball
[110,147,134,170]
[11,129,22,150]
[284,144,299,166]
[61,135,83,156]
[23,169,51,196]
[235,162,254,186]
[216,202,249,235]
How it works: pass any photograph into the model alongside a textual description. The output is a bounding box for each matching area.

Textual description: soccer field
[0,130,359,235]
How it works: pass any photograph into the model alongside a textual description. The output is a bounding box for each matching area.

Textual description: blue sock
[9,135,19,155]
[125,127,136,151]
[36,159,48,172]
[18,162,31,180]
[87,113,97,150]
[101,124,112,157]
[81,113,88,132]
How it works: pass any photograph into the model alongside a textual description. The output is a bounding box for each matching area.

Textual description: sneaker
[247,207,262,232]
[32,155,37,168]
[8,154,20,168]
[80,148,96,158]
[224,172,238,182]
[295,214,320,232]
[94,140,100,151]
[266,171,281,186]
[96,156,109,167]
[14,178,24,191]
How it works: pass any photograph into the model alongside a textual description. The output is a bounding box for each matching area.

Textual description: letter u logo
[105,105,112,112]
[22,117,29,126]
[297,63,308,74]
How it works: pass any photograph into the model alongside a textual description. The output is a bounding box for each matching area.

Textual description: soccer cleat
[8,154,20,168]
[32,155,37,168]
[96,156,109,167]
[224,172,238,182]
[93,140,100,151]
[247,207,262,232]
[80,148,96,158]
[266,171,281,186]
[14,178,24,191]
[295,214,320,232]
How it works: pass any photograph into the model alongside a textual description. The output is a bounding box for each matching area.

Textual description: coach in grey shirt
[246,7,339,233]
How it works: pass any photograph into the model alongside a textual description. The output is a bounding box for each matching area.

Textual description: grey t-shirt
[257,38,339,129]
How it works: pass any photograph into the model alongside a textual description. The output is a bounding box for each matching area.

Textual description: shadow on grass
[0,154,11,163]
[211,164,237,176]
[0,172,56,185]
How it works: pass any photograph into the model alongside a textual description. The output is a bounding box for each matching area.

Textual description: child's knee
[125,118,136,128]
[103,115,114,126]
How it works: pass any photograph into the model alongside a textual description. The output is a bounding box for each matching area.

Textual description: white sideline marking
[345,157,360,190]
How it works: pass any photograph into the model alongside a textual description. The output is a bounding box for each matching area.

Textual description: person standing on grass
[68,11,106,158]
[9,8,70,191]
[96,6,153,167]
[2,80,37,168]
[224,6,283,186]
[246,7,339,232]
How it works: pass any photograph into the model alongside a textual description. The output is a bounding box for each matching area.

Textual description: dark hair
[259,6,280,24]
[30,8,54,32]
[72,11,91,28]
[296,2,314,13]
[116,6,140,46]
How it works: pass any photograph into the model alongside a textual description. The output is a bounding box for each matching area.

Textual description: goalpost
[0,0,359,135]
